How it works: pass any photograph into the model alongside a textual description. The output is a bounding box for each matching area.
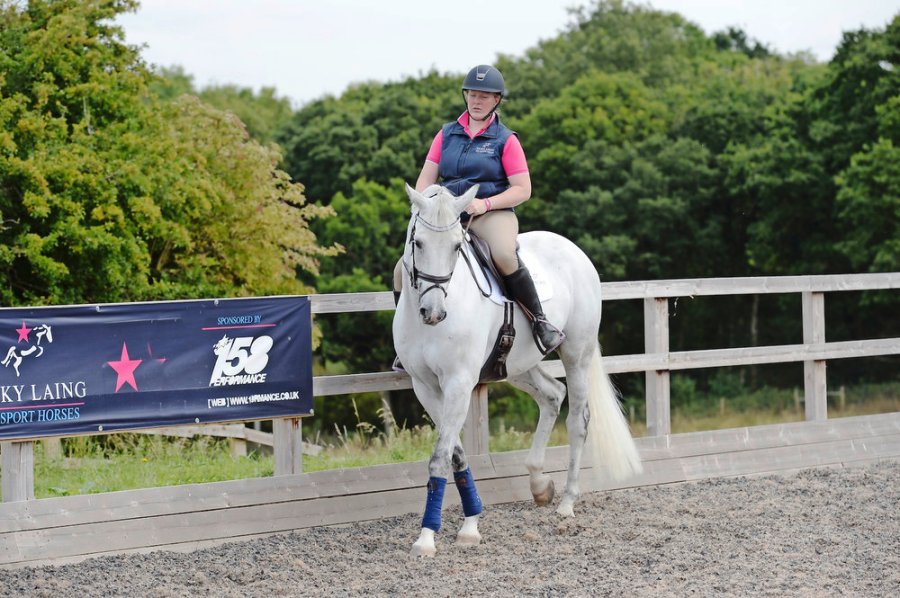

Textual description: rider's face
[465,90,501,121]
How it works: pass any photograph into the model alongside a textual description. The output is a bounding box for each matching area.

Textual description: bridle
[404,213,464,300]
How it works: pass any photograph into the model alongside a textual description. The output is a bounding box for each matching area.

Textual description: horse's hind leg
[556,352,592,517]
[508,367,566,507]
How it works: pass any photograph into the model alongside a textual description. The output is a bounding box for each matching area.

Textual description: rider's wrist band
[484,198,492,212]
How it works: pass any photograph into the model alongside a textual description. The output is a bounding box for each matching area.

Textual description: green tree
[835,98,900,272]
[513,69,670,219]
[310,178,416,433]
[712,27,772,59]
[809,15,900,174]
[197,84,293,145]
[829,17,900,274]
[314,178,410,285]
[277,72,459,203]
[148,65,195,100]
[312,178,409,373]
[150,67,294,145]
[711,62,836,276]
[265,0,899,410]
[496,0,713,110]
[0,0,335,307]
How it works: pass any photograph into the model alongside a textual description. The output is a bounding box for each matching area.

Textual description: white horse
[393,184,643,557]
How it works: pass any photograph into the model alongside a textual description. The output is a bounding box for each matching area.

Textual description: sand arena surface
[3,461,897,597]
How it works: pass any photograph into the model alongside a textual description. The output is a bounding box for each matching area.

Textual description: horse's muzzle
[420,307,446,325]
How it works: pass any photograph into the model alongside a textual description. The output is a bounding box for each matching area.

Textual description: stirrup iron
[532,317,565,355]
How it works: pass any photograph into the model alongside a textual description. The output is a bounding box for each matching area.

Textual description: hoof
[556,498,575,518]
[456,530,482,546]
[532,478,555,507]
[410,542,436,557]
[411,528,436,557]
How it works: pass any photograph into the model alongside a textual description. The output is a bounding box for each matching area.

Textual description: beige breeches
[393,210,520,291]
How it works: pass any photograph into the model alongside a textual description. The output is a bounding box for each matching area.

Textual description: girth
[478,298,516,383]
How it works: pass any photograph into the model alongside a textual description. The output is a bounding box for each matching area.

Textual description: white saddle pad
[462,242,554,306]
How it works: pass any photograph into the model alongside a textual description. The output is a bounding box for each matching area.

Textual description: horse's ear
[405,183,426,212]
[453,184,479,214]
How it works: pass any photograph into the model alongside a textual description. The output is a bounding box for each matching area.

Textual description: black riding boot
[391,290,405,372]
[503,266,566,354]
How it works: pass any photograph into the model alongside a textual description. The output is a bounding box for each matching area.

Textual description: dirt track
[3,461,898,597]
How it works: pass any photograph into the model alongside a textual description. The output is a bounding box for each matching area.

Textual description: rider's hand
[464,198,491,217]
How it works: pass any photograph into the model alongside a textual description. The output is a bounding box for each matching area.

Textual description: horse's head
[403,183,478,325]
[35,324,52,343]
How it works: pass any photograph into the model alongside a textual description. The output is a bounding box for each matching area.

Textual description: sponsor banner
[0,296,313,440]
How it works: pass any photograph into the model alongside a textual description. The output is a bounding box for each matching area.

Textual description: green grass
[29,421,555,499]
[304,423,437,471]
[667,391,899,435]
[23,388,898,500]
[34,435,273,498]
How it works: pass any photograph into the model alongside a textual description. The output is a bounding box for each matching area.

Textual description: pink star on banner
[16,322,32,343]
[107,342,142,392]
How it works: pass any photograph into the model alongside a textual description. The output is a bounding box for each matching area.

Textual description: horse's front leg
[411,383,482,557]
[451,441,483,546]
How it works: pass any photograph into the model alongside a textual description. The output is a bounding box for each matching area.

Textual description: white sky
[117,0,899,107]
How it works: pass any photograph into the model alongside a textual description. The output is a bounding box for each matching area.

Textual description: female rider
[393,64,564,365]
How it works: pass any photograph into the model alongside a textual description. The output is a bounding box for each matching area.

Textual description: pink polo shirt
[424,113,529,176]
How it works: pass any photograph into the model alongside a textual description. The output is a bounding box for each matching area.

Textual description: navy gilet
[438,115,516,201]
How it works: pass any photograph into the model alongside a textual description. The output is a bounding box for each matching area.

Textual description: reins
[459,236,494,298]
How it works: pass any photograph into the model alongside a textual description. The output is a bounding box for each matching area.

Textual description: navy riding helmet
[462,64,506,97]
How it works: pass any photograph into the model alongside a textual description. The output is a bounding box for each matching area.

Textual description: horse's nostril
[419,307,427,318]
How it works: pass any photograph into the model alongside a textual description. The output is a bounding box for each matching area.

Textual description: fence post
[42,437,63,460]
[644,297,671,436]
[1,441,35,502]
[802,291,827,421]
[463,384,490,456]
[273,418,303,475]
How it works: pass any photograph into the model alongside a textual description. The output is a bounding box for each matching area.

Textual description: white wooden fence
[1,273,898,567]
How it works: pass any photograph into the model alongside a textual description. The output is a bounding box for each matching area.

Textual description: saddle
[461,233,516,383]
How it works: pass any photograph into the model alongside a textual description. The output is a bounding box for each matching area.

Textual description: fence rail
[1,272,898,567]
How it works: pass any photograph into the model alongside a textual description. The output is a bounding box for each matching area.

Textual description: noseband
[405,213,462,300]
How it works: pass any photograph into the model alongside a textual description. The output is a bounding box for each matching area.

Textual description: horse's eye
[414,239,423,250]
[454,243,462,252]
